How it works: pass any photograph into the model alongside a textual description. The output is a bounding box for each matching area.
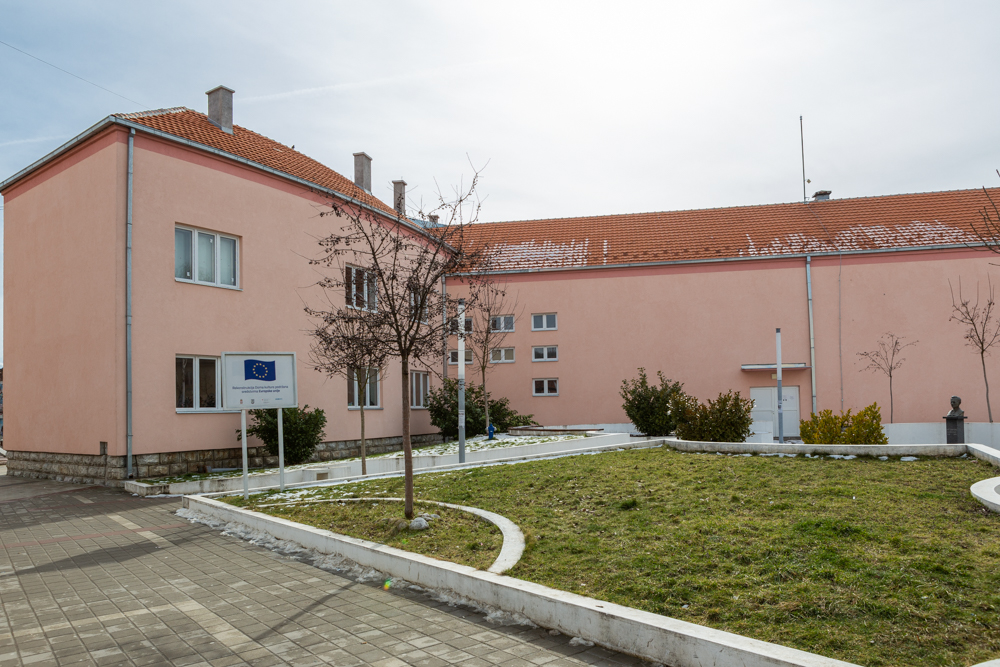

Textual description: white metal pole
[278,408,285,491]
[458,298,466,463]
[776,328,784,444]
[241,409,249,500]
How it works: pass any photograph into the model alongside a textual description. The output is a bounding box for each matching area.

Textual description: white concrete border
[126,433,652,497]
[261,496,525,574]
[182,494,860,667]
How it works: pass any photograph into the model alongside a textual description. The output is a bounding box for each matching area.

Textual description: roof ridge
[477,186,1000,226]
[114,107,191,119]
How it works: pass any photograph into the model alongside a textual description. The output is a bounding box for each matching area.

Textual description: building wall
[128,133,435,455]
[1,129,436,463]
[446,247,999,427]
[2,129,127,456]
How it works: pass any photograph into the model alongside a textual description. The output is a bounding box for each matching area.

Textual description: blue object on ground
[488,423,496,440]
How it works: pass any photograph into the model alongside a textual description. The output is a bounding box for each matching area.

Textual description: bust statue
[947,395,965,418]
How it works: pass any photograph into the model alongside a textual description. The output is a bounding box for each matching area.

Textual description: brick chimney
[206,86,235,134]
[353,152,372,193]
[392,180,407,216]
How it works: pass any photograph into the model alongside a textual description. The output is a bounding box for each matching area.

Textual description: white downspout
[806,255,817,415]
[126,129,134,478]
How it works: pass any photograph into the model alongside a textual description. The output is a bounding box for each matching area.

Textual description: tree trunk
[482,365,490,433]
[888,373,893,423]
[401,354,414,518]
[360,403,367,476]
[359,373,368,475]
[983,350,994,423]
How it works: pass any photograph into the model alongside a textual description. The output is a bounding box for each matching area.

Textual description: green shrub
[426,378,537,439]
[240,405,327,465]
[620,368,685,436]
[799,402,887,444]
[672,389,755,442]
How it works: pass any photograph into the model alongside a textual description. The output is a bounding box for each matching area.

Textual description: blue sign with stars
[244,359,276,382]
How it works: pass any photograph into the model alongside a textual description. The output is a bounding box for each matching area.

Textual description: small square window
[491,315,515,332]
[449,350,474,365]
[532,346,558,361]
[175,225,239,288]
[531,313,557,331]
[490,347,515,363]
[450,317,473,334]
[176,356,221,410]
[533,378,559,396]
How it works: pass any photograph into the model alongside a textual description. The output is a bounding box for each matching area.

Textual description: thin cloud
[242,58,515,103]
[0,135,69,149]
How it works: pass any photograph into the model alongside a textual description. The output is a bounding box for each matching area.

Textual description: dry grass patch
[224,496,502,570]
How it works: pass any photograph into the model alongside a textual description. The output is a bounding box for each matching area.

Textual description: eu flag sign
[244,359,276,382]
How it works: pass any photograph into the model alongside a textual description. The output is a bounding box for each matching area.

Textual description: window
[450,317,473,334]
[532,346,558,362]
[410,290,429,323]
[345,266,377,311]
[531,313,557,331]
[176,356,220,410]
[175,226,238,288]
[347,368,380,408]
[411,371,430,408]
[533,378,559,396]
[490,315,515,332]
[449,350,473,365]
[490,347,515,363]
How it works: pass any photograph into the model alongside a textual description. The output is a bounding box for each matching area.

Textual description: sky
[2,1,1000,365]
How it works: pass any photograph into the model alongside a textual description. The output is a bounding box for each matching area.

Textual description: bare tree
[311,168,491,518]
[967,171,1000,252]
[950,277,1000,422]
[307,302,390,475]
[856,332,917,423]
[464,282,519,431]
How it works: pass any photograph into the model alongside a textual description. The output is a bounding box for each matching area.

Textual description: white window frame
[532,378,560,396]
[410,371,430,409]
[175,225,240,289]
[490,315,515,332]
[346,265,377,312]
[490,347,516,363]
[450,317,473,334]
[176,355,228,412]
[348,367,381,409]
[410,290,429,324]
[531,313,558,331]
[449,350,474,365]
[532,345,558,362]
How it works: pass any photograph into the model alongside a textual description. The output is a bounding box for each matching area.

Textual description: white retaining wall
[883,422,1000,447]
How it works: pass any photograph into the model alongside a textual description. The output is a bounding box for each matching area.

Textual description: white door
[750,386,800,438]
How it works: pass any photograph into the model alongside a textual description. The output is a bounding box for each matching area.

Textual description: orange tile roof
[462,189,1000,270]
[115,107,396,216]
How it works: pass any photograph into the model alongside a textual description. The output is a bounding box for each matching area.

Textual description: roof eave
[448,242,987,277]
[0,116,447,247]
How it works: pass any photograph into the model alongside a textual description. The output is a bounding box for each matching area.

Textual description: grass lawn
[227,497,502,570]
[228,447,1000,667]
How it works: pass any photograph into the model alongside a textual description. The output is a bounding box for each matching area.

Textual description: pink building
[450,191,1000,435]
[3,87,998,485]
[0,87,438,484]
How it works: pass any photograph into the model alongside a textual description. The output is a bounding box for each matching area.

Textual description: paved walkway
[0,476,646,667]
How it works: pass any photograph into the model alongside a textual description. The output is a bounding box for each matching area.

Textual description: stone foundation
[4,432,443,487]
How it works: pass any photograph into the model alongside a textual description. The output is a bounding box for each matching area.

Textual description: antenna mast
[800,115,807,202]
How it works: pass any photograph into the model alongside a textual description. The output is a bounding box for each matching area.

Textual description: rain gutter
[126,129,134,478]
[806,255,817,415]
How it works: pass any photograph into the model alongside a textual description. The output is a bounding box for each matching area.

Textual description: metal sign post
[458,299,466,464]
[240,408,249,499]
[222,352,298,501]
[776,328,784,444]
[278,408,285,491]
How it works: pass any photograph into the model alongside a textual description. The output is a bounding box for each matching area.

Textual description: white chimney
[392,180,407,216]
[206,86,235,134]
[813,190,832,201]
[353,152,372,193]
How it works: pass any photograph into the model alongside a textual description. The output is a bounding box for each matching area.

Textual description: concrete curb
[182,493,860,667]
[264,496,525,574]
[132,436,663,497]
[667,438,968,457]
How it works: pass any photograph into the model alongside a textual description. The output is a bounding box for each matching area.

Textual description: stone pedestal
[945,415,966,444]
